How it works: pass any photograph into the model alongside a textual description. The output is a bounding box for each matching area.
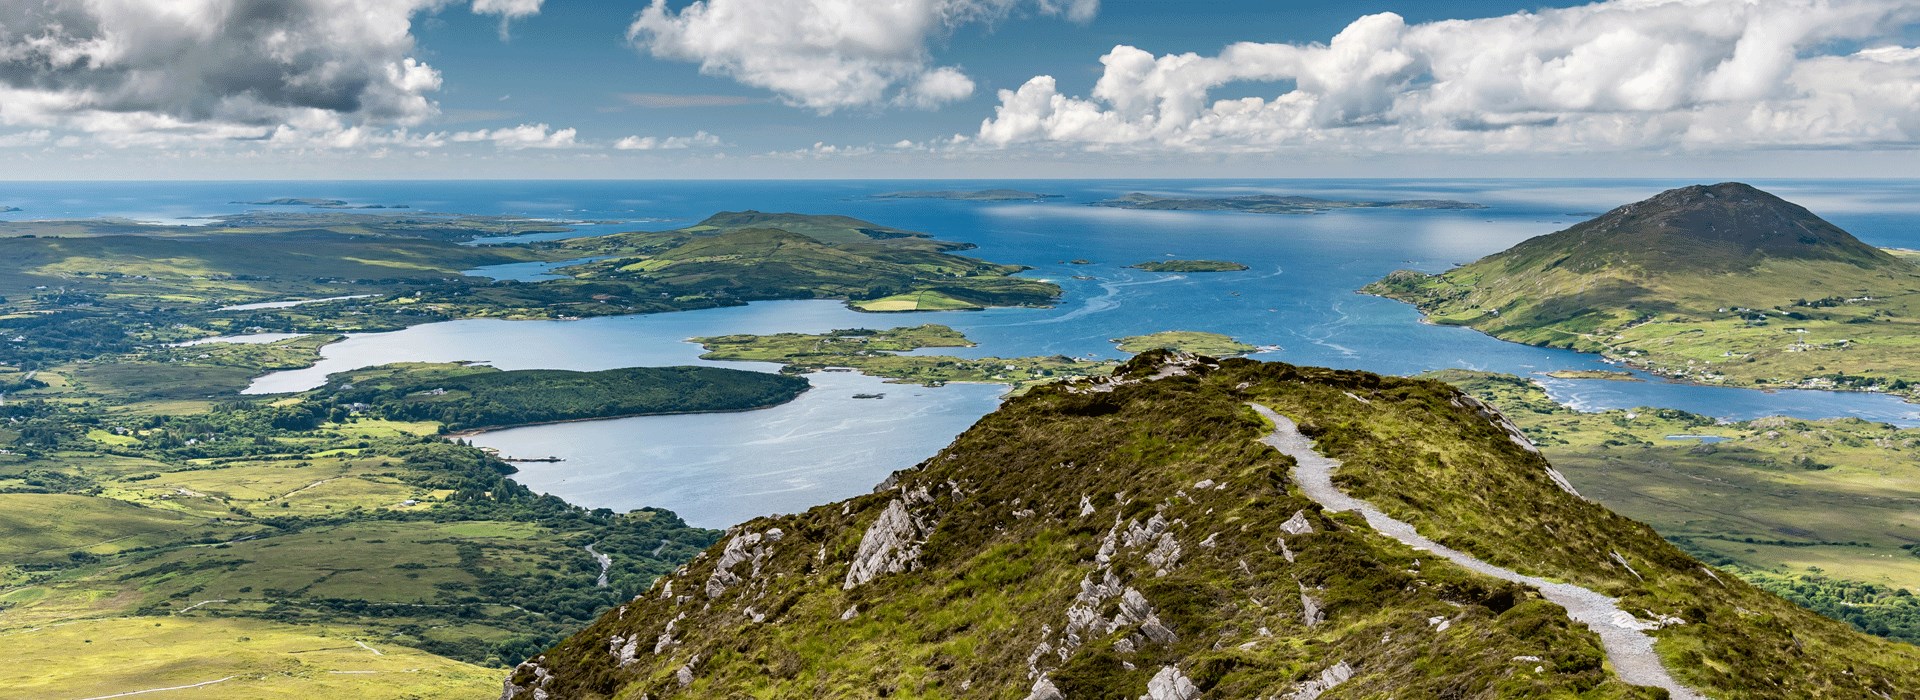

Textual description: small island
[234,197,410,209]
[1130,259,1249,273]
[325,363,809,433]
[1543,369,1641,381]
[873,189,1061,202]
[0,206,19,213]
[1114,331,1257,356]
[1096,192,1485,214]
[693,325,1113,389]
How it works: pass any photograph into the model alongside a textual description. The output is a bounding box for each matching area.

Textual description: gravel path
[1251,404,1705,700]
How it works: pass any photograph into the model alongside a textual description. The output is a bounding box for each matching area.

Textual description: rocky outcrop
[844,493,933,589]
[705,531,771,598]
[1140,666,1201,700]
[1286,661,1353,700]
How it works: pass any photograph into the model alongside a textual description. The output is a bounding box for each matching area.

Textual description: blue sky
[1,0,1918,179]
[416,1,1595,153]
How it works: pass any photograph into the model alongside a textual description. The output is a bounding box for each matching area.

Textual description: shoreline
[447,396,805,439]
[1360,290,1920,411]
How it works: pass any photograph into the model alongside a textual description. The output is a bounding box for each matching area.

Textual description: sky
[2,0,1918,179]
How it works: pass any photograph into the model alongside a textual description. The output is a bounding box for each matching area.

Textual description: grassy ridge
[1429,369,1920,641]
[511,355,1920,699]
[3,616,500,699]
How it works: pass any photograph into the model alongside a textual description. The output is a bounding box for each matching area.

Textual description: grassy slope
[512,355,1920,700]
[2,615,498,699]
[1429,369,1920,641]
[0,342,745,693]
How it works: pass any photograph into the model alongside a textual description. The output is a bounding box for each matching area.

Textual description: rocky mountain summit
[505,352,1920,699]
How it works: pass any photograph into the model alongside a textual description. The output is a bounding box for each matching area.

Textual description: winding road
[584,543,612,588]
[1250,404,1705,700]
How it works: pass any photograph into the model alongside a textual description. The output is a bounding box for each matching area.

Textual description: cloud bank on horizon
[0,0,1917,174]
[977,0,1920,153]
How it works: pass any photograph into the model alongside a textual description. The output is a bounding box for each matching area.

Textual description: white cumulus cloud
[629,0,1098,113]
[976,0,1920,153]
[451,123,578,149]
[0,0,545,146]
[614,131,723,150]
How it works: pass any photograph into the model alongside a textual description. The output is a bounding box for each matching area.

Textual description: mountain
[1366,183,1920,395]
[503,353,1919,699]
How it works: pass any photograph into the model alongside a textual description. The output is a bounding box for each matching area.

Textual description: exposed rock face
[1279,510,1314,535]
[1022,676,1065,700]
[706,531,771,598]
[844,495,932,589]
[1286,661,1353,700]
[1454,392,1592,500]
[1140,666,1201,700]
[1453,393,1540,455]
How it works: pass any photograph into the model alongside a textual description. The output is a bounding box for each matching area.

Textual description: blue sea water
[13,179,1920,526]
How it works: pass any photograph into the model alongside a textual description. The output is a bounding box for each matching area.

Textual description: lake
[19,179,1920,526]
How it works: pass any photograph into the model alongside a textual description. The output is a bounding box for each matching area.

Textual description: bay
[24,179,1920,526]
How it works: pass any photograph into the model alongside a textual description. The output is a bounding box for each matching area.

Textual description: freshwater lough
[12,179,1919,526]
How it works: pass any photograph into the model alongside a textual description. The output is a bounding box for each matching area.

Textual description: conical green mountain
[504,353,1919,699]
[1366,183,1920,394]
[1488,182,1899,274]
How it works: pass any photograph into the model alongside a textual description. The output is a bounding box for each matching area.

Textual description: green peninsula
[1368,183,1920,400]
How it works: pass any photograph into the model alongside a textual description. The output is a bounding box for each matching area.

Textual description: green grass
[1429,370,1920,642]
[0,494,258,564]
[0,616,498,700]
[851,290,983,311]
